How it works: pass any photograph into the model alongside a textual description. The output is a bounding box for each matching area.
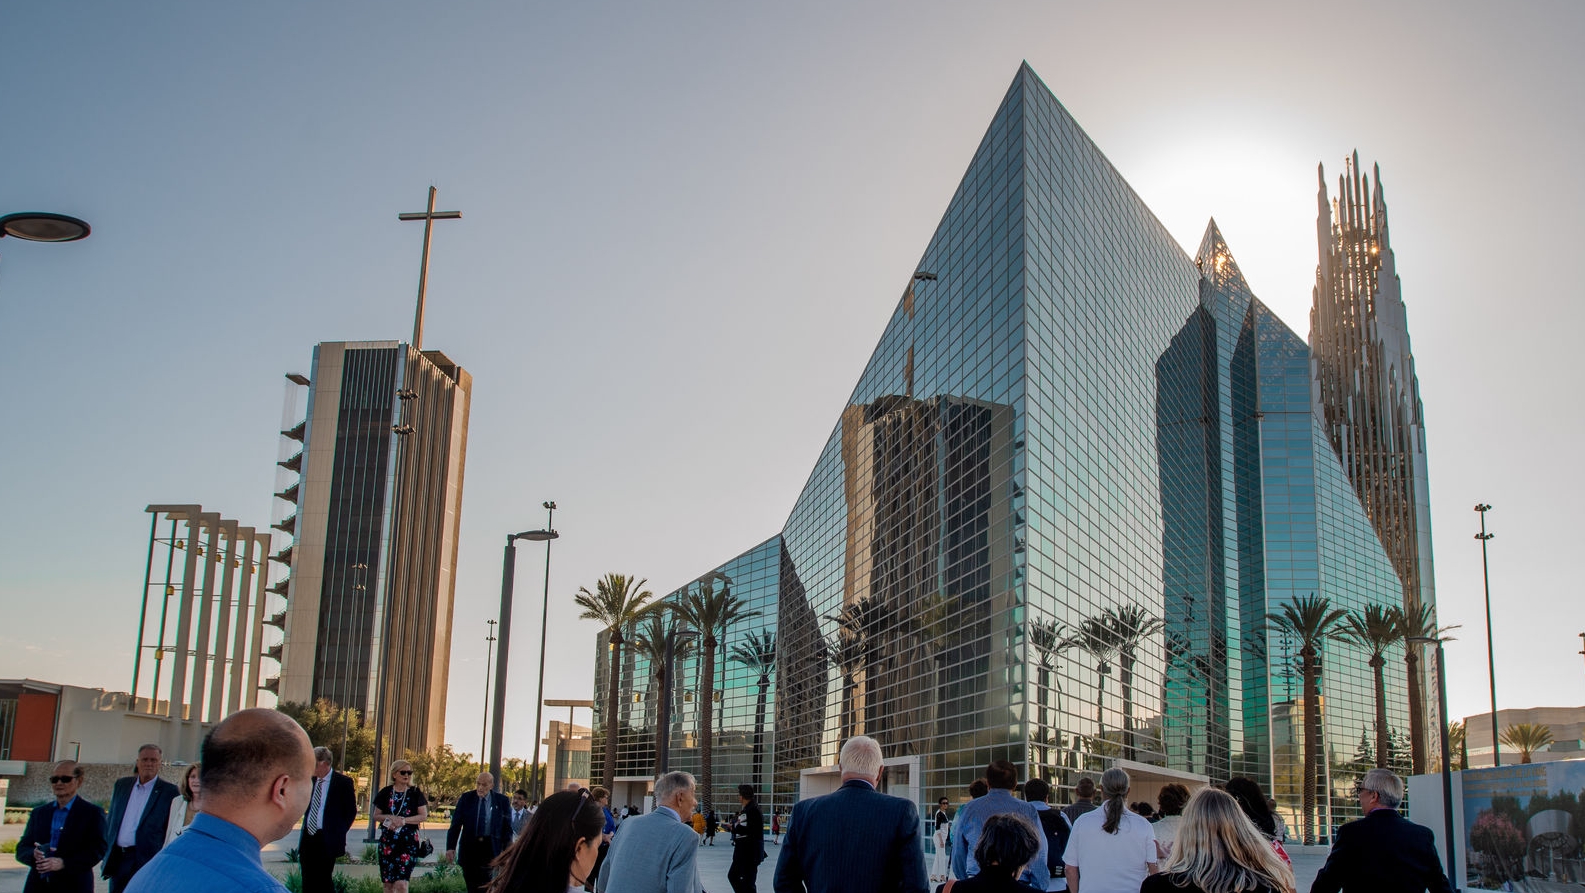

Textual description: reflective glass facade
[591,65,1435,839]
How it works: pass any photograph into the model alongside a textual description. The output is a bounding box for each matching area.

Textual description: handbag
[416,835,435,858]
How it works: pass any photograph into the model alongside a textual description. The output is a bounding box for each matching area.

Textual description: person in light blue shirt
[127,708,316,893]
[950,760,1050,890]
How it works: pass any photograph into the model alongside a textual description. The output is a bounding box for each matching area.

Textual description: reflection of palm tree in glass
[633,610,695,773]
[1165,631,1213,773]
[915,593,957,765]
[672,573,758,815]
[728,631,776,786]
[827,630,864,741]
[1030,618,1075,768]
[1062,615,1120,742]
[827,595,886,739]
[1338,605,1413,769]
[1267,594,1347,845]
[1106,605,1165,761]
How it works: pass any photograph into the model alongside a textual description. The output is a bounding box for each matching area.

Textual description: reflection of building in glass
[276,341,471,760]
[591,65,1437,839]
[543,719,592,798]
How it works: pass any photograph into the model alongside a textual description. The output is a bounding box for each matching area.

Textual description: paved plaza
[0,819,1327,893]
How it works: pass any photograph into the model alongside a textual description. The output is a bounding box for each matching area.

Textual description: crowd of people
[15,718,1452,893]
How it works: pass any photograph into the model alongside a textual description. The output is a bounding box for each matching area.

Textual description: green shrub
[282,869,302,893]
[286,846,301,864]
[362,842,380,864]
[0,840,17,854]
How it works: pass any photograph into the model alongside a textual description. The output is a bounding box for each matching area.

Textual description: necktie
[477,795,487,831]
[305,778,324,834]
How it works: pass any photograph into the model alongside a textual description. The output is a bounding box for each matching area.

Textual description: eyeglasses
[395,770,413,776]
[574,788,592,823]
[50,775,78,784]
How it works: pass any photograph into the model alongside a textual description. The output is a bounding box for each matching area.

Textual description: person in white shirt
[1063,767,1157,893]
[163,764,202,847]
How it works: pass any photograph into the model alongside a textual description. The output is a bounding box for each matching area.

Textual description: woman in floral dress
[372,759,429,892]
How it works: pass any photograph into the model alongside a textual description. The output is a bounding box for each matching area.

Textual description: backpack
[1037,808,1072,876]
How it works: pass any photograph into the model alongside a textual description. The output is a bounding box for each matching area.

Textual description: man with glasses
[19,761,108,893]
[596,771,703,893]
[1311,768,1452,893]
[102,744,180,892]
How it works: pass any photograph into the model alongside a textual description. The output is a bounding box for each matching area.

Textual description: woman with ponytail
[488,789,605,893]
[1141,787,1295,893]
[1062,767,1158,893]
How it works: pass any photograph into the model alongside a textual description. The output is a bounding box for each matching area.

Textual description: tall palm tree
[1031,618,1077,769]
[672,573,759,815]
[1105,604,1165,760]
[1394,603,1457,775]
[632,608,695,773]
[1338,605,1403,768]
[575,573,657,788]
[728,631,776,787]
[1268,594,1348,845]
[1500,723,1554,764]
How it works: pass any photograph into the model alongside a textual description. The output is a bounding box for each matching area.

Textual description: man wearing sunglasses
[18,761,109,893]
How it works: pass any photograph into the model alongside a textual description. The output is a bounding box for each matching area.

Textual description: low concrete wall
[4,762,189,809]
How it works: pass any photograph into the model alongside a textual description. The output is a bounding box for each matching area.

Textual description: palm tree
[1500,723,1554,764]
[1105,604,1165,760]
[1394,603,1458,775]
[728,631,777,787]
[1030,619,1071,760]
[827,629,865,741]
[575,573,657,788]
[632,608,695,773]
[1338,605,1403,768]
[826,595,886,739]
[672,573,759,815]
[1268,594,1348,845]
[1061,614,1123,740]
[1447,720,1467,771]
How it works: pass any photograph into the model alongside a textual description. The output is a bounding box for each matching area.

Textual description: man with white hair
[772,736,927,893]
[596,771,702,893]
[1310,767,1452,893]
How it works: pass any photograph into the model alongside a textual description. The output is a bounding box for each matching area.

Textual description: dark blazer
[732,801,766,863]
[300,770,359,857]
[1311,808,1453,893]
[19,797,109,893]
[773,779,928,893]
[446,789,513,857]
[102,775,180,877]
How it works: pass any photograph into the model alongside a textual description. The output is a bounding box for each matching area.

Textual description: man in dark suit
[102,743,180,893]
[19,761,108,893]
[446,771,512,891]
[299,746,359,893]
[1311,768,1453,893]
[729,783,767,893]
[773,736,927,893]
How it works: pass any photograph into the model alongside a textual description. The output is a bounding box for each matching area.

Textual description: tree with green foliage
[632,609,697,775]
[276,698,375,774]
[404,743,481,805]
[1500,723,1554,763]
[672,572,759,815]
[1268,594,1348,844]
[1338,605,1403,769]
[575,573,658,789]
[1393,603,1455,775]
[728,630,777,787]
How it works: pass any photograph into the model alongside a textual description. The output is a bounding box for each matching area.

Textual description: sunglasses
[396,770,413,776]
[50,775,78,784]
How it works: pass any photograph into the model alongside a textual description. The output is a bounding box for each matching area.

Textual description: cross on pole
[398,186,461,351]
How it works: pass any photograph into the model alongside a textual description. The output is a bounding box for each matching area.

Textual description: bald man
[127,709,315,893]
[447,771,512,891]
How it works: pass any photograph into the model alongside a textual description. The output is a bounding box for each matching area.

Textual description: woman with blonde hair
[1141,787,1295,893]
[372,759,430,893]
[1063,767,1158,893]
[163,763,202,846]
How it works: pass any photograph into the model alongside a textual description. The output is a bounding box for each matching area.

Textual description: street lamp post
[1475,503,1498,767]
[527,501,558,803]
[490,514,558,783]
[1,211,91,244]
[1410,634,1458,888]
[480,619,496,770]
[656,628,700,777]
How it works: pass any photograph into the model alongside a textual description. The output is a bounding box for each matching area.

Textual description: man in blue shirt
[18,760,108,893]
[127,708,316,893]
[950,760,1049,890]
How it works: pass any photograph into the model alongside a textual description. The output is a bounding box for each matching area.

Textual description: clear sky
[4,1,1581,763]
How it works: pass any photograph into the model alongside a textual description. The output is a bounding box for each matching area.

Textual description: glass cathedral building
[592,64,1437,842]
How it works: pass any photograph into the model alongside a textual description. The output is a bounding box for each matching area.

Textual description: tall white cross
[398,186,461,351]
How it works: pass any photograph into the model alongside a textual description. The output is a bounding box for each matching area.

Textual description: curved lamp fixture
[0,211,91,243]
